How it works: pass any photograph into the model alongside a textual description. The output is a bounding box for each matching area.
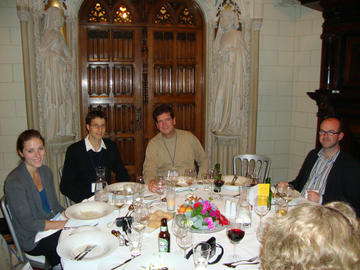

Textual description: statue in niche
[211,6,247,135]
[39,6,75,142]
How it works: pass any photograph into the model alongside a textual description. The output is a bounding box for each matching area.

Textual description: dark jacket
[60,138,129,203]
[4,162,64,251]
[290,149,360,216]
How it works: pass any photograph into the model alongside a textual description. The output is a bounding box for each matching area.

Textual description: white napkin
[34,213,67,243]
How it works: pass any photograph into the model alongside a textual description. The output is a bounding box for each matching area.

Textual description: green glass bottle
[265,177,272,209]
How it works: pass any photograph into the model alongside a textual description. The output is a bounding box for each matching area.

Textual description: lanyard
[161,131,177,168]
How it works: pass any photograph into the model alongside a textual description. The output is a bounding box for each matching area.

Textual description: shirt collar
[318,148,340,163]
[85,135,107,152]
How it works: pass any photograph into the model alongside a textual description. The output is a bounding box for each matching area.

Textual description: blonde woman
[260,202,360,270]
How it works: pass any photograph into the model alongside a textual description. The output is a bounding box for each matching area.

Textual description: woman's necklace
[161,131,177,168]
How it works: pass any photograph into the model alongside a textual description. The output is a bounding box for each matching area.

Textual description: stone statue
[211,7,247,135]
[39,6,75,142]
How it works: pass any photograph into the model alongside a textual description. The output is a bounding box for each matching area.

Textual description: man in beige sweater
[143,104,208,184]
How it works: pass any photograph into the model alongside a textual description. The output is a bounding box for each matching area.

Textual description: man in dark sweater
[279,116,360,216]
[60,110,129,202]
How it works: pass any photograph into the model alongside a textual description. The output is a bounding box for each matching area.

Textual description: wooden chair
[0,196,50,269]
[233,154,271,183]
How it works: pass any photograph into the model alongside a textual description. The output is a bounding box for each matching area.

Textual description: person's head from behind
[260,202,360,270]
[153,104,176,138]
[17,129,45,169]
[319,116,344,152]
[85,110,107,142]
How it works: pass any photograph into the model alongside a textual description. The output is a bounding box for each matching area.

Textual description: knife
[110,258,133,270]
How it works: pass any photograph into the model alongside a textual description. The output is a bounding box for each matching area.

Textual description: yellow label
[258,184,270,206]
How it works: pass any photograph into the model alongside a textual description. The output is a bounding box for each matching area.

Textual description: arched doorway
[78,0,205,178]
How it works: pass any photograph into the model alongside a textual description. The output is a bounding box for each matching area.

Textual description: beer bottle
[158,218,170,252]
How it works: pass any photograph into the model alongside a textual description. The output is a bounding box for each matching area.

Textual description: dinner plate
[65,201,115,220]
[57,230,118,261]
[124,252,193,270]
[107,182,143,195]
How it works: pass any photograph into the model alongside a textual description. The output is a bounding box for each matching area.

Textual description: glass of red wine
[226,222,245,259]
[213,175,224,199]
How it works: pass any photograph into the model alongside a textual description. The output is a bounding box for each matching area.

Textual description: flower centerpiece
[177,196,228,231]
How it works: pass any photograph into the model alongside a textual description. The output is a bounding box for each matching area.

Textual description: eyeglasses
[318,130,341,136]
[91,124,106,129]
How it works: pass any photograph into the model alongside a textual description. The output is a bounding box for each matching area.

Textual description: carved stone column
[17,0,79,206]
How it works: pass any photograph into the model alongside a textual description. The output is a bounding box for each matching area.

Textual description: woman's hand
[44,220,67,231]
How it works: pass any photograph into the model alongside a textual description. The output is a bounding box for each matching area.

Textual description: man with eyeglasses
[60,110,129,203]
[279,116,360,216]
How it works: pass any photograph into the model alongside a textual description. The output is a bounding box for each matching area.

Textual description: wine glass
[226,222,245,259]
[171,218,187,238]
[254,195,270,230]
[113,194,125,215]
[153,176,166,195]
[213,175,224,199]
[176,231,193,257]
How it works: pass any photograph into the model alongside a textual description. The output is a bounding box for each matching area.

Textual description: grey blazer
[4,162,64,251]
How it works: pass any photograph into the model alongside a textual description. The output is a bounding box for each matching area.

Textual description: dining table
[56,183,284,270]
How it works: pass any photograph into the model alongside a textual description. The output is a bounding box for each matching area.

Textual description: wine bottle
[265,177,272,209]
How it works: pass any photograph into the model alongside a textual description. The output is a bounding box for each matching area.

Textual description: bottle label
[158,238,169,252]
[160,226,168,232]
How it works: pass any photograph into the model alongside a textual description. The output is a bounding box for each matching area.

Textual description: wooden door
[78,0,204,179]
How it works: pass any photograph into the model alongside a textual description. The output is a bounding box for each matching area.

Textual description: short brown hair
[85,110,107,125]
[152,104,174,122]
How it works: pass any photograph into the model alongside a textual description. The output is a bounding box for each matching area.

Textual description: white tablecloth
[59,186,263,270]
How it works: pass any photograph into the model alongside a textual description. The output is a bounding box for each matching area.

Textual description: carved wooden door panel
[78,0,204,179]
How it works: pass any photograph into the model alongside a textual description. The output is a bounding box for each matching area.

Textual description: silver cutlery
[223,256,259,268]
[64,223,98,230]
[109,258,133,270]
[74,244,96,261]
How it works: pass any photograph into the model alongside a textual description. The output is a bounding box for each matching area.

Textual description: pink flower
[209,210,217,217]
[205,217,215,230]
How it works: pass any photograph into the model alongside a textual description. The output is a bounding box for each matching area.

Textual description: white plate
[124,252,193,270]
[107,182,143,194]
[57,230,118,261]
[65,201,115,220]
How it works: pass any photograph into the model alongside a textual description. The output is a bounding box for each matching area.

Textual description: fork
[223,256,259,268]
[74,245,96,261]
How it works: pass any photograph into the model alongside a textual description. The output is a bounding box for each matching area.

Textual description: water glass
[192,242,211,270]
[166,187,176,211]
[126,228,143,257]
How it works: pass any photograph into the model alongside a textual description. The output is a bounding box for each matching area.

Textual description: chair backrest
[1,196,49,269]
[233,154,271,183]
[59,167,71,208]
[1,195,27,263]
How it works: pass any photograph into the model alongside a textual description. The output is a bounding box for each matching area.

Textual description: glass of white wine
[113,194,125,215]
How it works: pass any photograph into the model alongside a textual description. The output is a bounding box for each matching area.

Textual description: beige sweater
[143,129,208,183]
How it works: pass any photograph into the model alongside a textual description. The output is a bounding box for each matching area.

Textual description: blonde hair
[260,202,360,270]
